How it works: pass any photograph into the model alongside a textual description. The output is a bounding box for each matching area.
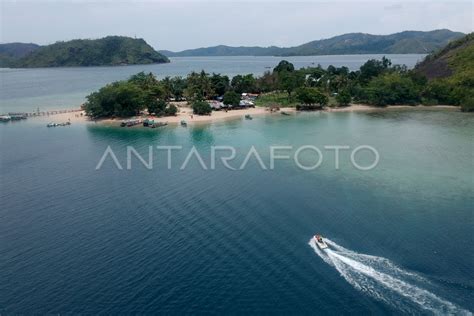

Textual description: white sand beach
[27,104,458,127]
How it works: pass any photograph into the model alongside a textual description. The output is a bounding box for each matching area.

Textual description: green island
[84,33,474,119]
[0,36,169,68]
[159,29,464,57]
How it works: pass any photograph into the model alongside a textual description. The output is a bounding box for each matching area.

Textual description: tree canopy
[279,70,305,98]
[85,81,146,118]
[295,87,328,109]
[10,36,169,68]
[273,60,295,73]
[84,38,473,118]
[185,71,214,101]
[85,72,176,118]
[231,74,257,94]
[192,101,212,115]
[223,91,240,106]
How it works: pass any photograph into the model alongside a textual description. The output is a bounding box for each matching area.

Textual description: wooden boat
[9,114,27,120]
[281,111,291,116]
[47,121,71,127]
[143,119,154,127]
[126,119,141,127]
[245,114,253,120]
[180,120,187,127]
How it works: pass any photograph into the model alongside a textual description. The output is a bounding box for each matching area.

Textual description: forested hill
[0,43,40,67]
[415,33,473,111]
[415,33,473,79]
[0,36,169,68]
[161,30,464,57]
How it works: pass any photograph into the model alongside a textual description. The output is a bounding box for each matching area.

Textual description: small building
[239,100,255,108]
[209,100,225,110]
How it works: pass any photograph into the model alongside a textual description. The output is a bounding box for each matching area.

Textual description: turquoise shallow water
[0,109,473,313]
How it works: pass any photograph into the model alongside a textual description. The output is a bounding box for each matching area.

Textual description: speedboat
[314,234,328,249]
[0,115,11,122]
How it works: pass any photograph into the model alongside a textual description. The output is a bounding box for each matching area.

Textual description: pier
[0,108,83,122]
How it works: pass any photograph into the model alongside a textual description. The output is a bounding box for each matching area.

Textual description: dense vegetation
[415,33,474,112]
[85,34,473,117]
[295,87,328,110]
[160,30,464,57]
[85,72,176,118]
[252,58,428,107]
[223,91,241,106]
[2,36,169,68]
[0,43,40,67]
[192,101,212,115]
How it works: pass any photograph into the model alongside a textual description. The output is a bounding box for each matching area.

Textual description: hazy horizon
[1,0,473,51]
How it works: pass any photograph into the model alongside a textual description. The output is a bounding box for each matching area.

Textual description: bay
[0,109,472,314]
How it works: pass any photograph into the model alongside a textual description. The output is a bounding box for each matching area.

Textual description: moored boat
[47,121,71,127]
[245,114,253,120]
[180,120,187,127]
[143,119,154,127]
[0,115,11,122]
[9,113,27,120]
[126,119,141,127]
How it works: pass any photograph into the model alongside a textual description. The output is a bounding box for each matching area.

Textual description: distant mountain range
[0,30,465,68]
[0,36,169,68]
[160,30,465,57]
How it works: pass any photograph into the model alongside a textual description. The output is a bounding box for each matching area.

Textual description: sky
[1,0,473,51]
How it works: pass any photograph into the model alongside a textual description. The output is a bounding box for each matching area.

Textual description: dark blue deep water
[1,110,473,314]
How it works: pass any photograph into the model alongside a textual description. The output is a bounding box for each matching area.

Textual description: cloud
[1,1,472,51]
[385,3,403,11]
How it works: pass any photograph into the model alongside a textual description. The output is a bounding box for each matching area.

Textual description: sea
[1,55,473,314]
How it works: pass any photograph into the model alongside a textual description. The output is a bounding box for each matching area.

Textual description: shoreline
[98,106,285,126]
[17,104,461,127]
[325,104,460,112]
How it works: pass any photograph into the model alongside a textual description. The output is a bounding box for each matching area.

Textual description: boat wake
[308,238,471,314]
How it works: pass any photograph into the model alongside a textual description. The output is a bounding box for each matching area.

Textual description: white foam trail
[308,238,471,315]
